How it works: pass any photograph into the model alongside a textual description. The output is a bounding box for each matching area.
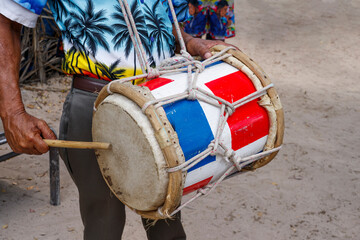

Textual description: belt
[72,75,109,93]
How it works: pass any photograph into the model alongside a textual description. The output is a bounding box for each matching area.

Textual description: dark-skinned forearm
[172,23,193,52]
[172,23,233,59]
[0,14,25,120]
[0,15,56,154]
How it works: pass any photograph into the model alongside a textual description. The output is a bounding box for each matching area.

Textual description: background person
[184,0,207,37]
[183,0,235,40]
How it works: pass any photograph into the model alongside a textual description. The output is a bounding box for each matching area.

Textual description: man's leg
[59,88,126,240]
[142,212,186,240]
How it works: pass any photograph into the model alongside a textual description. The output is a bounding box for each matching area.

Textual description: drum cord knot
[147,68,160,80]
[224,148,235,161]
[197,187,210,196]
[193,61,205,73]
[208,140,217,156]
[225,105,235,116]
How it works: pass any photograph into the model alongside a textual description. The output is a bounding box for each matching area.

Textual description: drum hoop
[94,82,185,219]
[210,45,284,169]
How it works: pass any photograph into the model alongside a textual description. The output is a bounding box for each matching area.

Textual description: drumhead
[92,94,169,211]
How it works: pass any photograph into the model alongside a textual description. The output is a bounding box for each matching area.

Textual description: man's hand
[2,110,56,154]
[184,37,238,60]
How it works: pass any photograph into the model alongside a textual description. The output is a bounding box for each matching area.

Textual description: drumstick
[44,139,111,150]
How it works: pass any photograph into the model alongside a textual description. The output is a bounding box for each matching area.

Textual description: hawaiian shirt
[183,0,235,40]
[0,0,190,81]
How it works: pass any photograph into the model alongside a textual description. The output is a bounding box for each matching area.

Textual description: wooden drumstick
[44,139,111,150]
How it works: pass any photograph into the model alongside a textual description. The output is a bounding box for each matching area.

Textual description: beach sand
[1,1,359,239]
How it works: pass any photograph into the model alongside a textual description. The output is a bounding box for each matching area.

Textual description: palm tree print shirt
[1,0,187,81]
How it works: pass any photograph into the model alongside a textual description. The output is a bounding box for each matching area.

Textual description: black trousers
[59,86,186,240]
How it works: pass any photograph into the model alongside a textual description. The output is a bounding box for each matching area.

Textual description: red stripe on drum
[140,77,174,91]
[205,71,270,150]
[182,176,213,195]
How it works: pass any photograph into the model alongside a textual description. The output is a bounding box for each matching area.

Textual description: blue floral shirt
[13,0,47,14]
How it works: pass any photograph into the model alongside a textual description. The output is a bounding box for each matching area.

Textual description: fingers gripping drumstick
[43,139,111,150]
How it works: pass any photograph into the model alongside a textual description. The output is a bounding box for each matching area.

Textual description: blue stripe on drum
[163,99,216,172]
[175,61,223,74]
[204,60,223,69]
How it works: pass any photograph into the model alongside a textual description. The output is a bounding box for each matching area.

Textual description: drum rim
[94,81,185,219]
[92,94,171,211]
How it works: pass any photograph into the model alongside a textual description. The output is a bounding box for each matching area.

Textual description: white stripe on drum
[184,135,268,189]
[150,62,238,99]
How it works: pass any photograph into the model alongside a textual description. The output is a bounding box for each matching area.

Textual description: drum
[92,46,284,220]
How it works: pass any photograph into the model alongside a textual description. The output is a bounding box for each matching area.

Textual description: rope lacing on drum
[170,146,282,217]
[112,0,281,218]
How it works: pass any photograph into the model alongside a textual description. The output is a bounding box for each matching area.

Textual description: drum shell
[141,61,271,195]
[92,46,284,219]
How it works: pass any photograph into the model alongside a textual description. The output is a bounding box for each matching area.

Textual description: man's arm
[0,14,56,154]
[173,24,236,59]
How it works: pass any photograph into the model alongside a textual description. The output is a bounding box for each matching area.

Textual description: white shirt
[0,0,39,28]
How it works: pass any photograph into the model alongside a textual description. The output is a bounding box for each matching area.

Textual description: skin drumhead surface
[92,94,168,211]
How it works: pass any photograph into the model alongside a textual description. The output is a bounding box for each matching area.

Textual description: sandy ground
[1,0,360,239]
